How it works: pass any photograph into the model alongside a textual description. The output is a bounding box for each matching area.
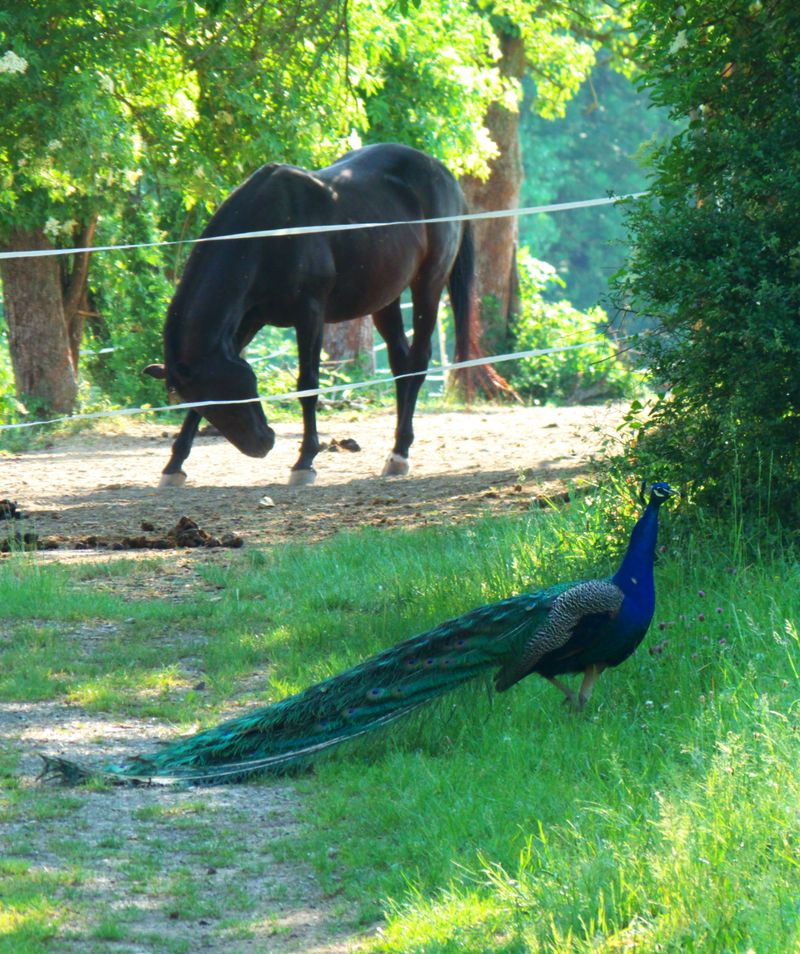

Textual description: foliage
[507,251,639,403]
[615,0,800,520]
[519,62,677,310]
[0,326,15,421]
[81,200,174,408]
[0,0,511,422]
[354,1,511,180]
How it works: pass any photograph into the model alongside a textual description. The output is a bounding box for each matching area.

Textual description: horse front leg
[288,308,324,486]
[159,410,201,488]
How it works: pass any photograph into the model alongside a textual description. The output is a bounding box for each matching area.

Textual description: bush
[508,250,638,403]
[615,0,800,520]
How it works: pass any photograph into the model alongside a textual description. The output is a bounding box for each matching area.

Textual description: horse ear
[143,364,167,380]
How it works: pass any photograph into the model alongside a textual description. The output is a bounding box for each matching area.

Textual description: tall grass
[288,508,800,952]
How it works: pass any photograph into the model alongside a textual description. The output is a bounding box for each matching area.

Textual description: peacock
[40,481,676,787]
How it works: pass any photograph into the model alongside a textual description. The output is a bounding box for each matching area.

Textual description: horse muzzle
[230,424,275,458]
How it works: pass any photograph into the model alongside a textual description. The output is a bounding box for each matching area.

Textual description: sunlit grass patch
[0,860,74,952]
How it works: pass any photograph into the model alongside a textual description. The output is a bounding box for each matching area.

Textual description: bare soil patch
[2,402,624,557]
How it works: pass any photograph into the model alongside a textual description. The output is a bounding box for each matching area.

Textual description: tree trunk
[62,217,98,370]
[322,316,375,374]
[462,31,526,344]
[0,229,79,415]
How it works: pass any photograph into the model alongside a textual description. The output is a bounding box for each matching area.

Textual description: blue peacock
[41,482,676,786]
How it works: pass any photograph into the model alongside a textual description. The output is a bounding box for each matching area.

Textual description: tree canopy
[1,0,635,416]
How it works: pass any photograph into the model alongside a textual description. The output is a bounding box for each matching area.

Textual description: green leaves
[616,0,800,518]
[508,250,638,403]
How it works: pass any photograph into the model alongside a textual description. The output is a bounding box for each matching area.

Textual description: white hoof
[381,452,410,477]
[158,471,187,488]
[288,468,317,487]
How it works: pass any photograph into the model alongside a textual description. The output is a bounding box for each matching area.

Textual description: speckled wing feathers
[494,579,624,692]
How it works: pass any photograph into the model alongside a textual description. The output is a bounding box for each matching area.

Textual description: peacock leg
[546,676,579,708]
[576,664,607,710]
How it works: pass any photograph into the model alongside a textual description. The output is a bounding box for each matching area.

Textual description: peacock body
[41,482,675,786]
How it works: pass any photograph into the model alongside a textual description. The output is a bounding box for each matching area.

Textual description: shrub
[615,0,800,520]
[508,250,638,403]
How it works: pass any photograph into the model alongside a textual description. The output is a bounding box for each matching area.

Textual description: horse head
[144,354,275,458]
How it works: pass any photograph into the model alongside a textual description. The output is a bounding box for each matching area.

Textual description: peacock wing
[494,578,624,692]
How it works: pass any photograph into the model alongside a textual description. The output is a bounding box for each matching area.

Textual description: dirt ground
[0,402,626,954]
[2,402,625,555]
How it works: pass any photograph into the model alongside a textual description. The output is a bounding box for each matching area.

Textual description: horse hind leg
[158,410,201,488]
[382,452,410,477]
[382,282,440,476]
[373,300,414,477]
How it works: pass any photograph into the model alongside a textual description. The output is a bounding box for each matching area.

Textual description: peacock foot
[288,467,317,487]
[158,471,187,488]
[561,691,582,710]
[381,452,410,477]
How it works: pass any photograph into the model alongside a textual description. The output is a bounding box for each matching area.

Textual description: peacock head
[640,481,678,506]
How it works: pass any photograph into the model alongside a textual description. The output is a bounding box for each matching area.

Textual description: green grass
[0,492,799,951]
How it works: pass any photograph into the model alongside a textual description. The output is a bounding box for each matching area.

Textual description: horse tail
[448,222,475,367]
[447,221,520,403]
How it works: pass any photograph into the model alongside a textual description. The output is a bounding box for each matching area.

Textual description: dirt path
[2,402,624,554]
[1,403,625,952]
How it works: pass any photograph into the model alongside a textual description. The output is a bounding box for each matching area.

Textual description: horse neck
[165,246,252,366]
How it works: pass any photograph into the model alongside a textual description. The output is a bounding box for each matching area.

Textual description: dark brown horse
[144,143,473,487]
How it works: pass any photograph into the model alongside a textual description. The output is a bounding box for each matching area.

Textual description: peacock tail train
[40,482,676,787]
[40,583,572,786]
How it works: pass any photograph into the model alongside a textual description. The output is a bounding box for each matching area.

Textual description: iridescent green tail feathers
[39,587,564,787]
[39,482,675,788]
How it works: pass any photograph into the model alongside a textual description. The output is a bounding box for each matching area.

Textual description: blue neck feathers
[612,501,662,603]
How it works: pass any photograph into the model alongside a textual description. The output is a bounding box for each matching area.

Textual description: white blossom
[0,50,28,74]
[669,31,688,54]
[97,72,114,94]
[47,139,63,152]
[44,218,61,239]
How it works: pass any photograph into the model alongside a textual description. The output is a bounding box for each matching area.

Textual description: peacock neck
[612,502,661,601]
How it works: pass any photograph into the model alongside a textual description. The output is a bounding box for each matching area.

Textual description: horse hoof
[158,471,187,488]
[381,453,410,477]
[288,468,317,487]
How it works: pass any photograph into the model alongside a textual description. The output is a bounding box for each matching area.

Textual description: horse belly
[326,228,425,321]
